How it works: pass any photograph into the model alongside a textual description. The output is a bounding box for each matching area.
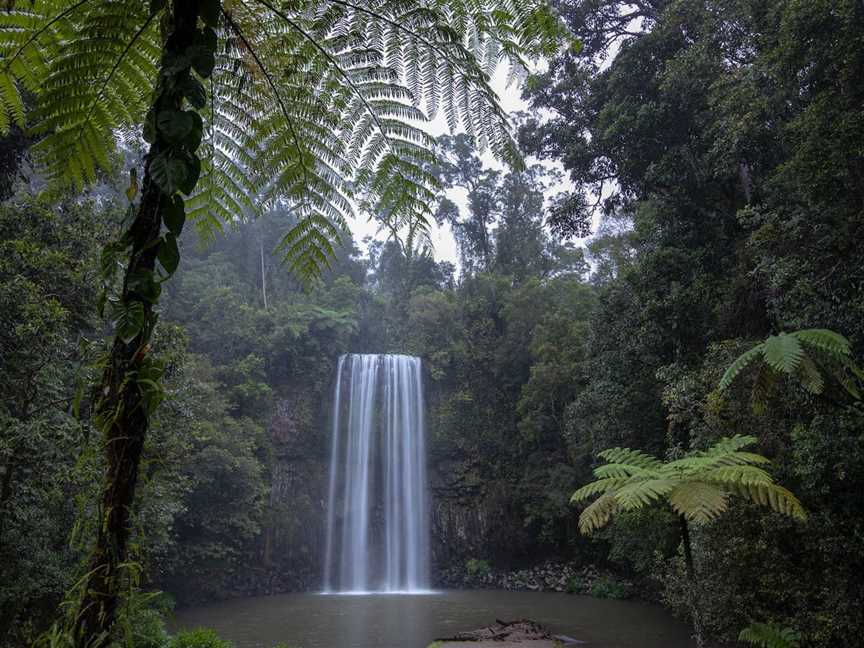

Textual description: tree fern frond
[795,354,824,394]
[573,436,806,532]
[793,328,851,358]
[27,0,160,187]
[669,482,728,523]
[3,0,565,282]
[762,333,804,375]
[719,345,763,390]
[702,465,773,487]
[731,483,807,521]
[578,492,619,534]
[597,447,663,470]
[702,434,758,455]
[720,329,861,407]
[614,479,676,509]
[739,623,801,648]
[570,477,627,502]
[593,463,656,479]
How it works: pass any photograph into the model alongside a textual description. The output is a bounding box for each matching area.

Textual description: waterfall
[322,354,431,594]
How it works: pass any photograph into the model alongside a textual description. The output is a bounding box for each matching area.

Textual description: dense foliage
[519,0,864,644]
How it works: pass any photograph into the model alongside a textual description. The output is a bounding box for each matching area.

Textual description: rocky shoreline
[435,560,634,598]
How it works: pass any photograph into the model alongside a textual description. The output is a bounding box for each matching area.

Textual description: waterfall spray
[322,354,430,594]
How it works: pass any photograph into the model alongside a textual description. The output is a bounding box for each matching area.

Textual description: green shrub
[565,576,583,594]
[115,608,170,648]
[169,628,233,648]
[465,558,491,578]
[589,576,630,600]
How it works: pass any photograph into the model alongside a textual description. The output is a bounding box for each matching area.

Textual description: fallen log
[430,619,586,647]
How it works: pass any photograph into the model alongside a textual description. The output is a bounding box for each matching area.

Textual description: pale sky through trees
[349,64,575,266]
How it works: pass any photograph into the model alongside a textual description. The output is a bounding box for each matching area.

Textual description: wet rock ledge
[429,619,585,648]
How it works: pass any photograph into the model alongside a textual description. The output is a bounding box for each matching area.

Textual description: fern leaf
[739,623,801,648]
[762,333,804,375]
[593,463,655,479]
[703,465,773,487]
[570,477,626,503]
[578,492,619,534]
[795,354,824,395]
[596,447,663,470]
[793,328,851,359]
[614,479,676,510]
[719,345,763,390]
[669,482,728,523]
[732,483,807,521]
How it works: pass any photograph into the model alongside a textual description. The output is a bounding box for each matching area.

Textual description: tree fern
[739,623,801,648]
[573,437,807,648]
[1,0,565,279]
[572,435,806,534]
[719,329,863,406]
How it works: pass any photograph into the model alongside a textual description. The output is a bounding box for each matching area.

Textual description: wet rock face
[265,395,329,589]
[429,480,490,568]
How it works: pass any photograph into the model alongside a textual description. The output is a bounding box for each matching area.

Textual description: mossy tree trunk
[72,1,204,645]
[679,514,705,648]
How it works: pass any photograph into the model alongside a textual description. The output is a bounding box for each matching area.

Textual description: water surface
[173,590,695,648]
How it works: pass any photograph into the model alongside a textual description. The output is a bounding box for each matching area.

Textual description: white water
[322,354,430,594]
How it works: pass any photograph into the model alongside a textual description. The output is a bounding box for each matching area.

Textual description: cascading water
[322,354,431,594]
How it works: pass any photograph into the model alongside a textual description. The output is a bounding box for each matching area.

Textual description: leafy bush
[465,558,491,578]
[565,576,583,594]
[589,576,630,600]
[169,628,233,648]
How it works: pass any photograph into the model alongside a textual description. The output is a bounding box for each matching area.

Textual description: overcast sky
[348,65,563,265]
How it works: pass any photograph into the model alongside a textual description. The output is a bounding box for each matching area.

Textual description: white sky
[348,65,573,265]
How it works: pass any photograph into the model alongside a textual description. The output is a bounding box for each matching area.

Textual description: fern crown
[571,435,807,534]
[0,0,565,277]
[719,329,863,407]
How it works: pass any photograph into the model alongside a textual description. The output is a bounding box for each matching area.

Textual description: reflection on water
[172,590,695,648]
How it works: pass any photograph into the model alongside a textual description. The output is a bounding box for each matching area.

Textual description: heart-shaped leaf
[163,194,185,236]
[189,28,217,78]
[158,233,180,276]
[178,152,201,195]
[179,75,207,109]
[150,150,188,194]
[111,299,145,344]
[157,110,195,143]
[127,269,161,303]
[183,111,204,151]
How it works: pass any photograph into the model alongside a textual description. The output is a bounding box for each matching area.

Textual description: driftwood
[432,619,587,647]
[437,619,552,642]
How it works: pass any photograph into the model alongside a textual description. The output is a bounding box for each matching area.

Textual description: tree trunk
[72,2,201,645]
[679,515,705,648]
[259,223,268,310]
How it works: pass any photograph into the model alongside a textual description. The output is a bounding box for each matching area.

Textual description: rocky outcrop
[436,559,632,597]
[265,394,329,587]
[432,619,585,648]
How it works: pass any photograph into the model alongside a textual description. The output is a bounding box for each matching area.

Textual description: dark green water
[172,590,695,648]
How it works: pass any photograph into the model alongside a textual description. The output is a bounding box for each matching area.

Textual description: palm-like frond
[719,329,862,403]
[738,623,801,648]
[573,435,806,534]
[1,0,564,280]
